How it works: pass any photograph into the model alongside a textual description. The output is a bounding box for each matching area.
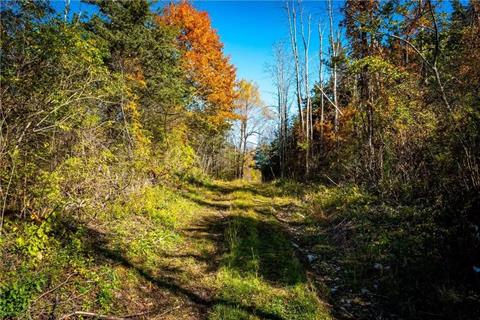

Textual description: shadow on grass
[187,177,294,199]
[221,215,306,286]
[205,214,330,319]
[80,216,288,320]
[48,180,322,319]
[180,187,307,226]
[180,192,233,211]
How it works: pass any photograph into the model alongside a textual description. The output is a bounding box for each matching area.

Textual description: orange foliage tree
[159,1,237,129]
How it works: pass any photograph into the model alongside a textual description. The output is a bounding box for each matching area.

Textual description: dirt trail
[151,180,326,319]
[149,204,228,319]
[127,180,376,319]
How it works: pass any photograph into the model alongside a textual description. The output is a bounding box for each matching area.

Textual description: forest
[0,0,479,319]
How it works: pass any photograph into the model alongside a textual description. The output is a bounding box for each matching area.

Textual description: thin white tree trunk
[300,4,311,175]
[318,23,325,151]
[328,0,339,133]
[287,2,305,134]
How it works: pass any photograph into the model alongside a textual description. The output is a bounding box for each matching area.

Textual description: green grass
[0,183,202,318]
[300,184,480,319]
[5,179,473,319]
[208,207,330,320]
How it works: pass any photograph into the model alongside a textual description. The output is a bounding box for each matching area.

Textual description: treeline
[0,0,241,228]
[257,1,480,308]
[259,0,479,204]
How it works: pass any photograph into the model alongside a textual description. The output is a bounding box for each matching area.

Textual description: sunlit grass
[208,204,331,320]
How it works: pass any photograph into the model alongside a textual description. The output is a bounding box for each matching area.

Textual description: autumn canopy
[159,1,237,127]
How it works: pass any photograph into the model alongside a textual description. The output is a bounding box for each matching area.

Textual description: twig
[59,307,164,320]
[33,272,77,303]
[156,304,182,318]
[324,174,340,187]
[59,311,126,320]
[272,211,290,224]
[0,149,17,236]
[314,84,344,116]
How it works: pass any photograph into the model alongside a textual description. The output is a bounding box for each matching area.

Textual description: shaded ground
[62,180,332,319]
[9,179,476,319]
[97,179,388,319]
[180,180,383,320]
[159,180,331,319]
[174,180,479,320]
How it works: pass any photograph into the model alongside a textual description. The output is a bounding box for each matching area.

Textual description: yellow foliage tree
[159,1,237,129]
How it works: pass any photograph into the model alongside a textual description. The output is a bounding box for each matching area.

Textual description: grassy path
[121,179,327,320]
[64,179,331,319]
[12,179,383,319]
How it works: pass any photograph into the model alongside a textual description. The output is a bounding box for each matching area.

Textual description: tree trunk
[287,2,305,134]
[328,0,339,133]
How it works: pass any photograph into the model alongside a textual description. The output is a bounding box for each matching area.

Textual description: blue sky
[51,0,344,107]
[194,1,344,106]
[51,1,459,107]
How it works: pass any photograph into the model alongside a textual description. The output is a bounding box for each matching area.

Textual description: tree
[160,0,237,129]
[286,1,305,134]
[286,0,313,176]
[159,1,237,176]
[318,23,325,151]
[233,80,269,178]
[344,0,382,180]
[299,2,312,175]
[328,0,340,133]
[268,42,291,178]
[86,0,188,144]
[1,0,128,225]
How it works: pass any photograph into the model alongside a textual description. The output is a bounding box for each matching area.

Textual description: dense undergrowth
[300,184,480,319]
[0,183,200,318]
[1,178,479,319]
[0,178,328,319]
